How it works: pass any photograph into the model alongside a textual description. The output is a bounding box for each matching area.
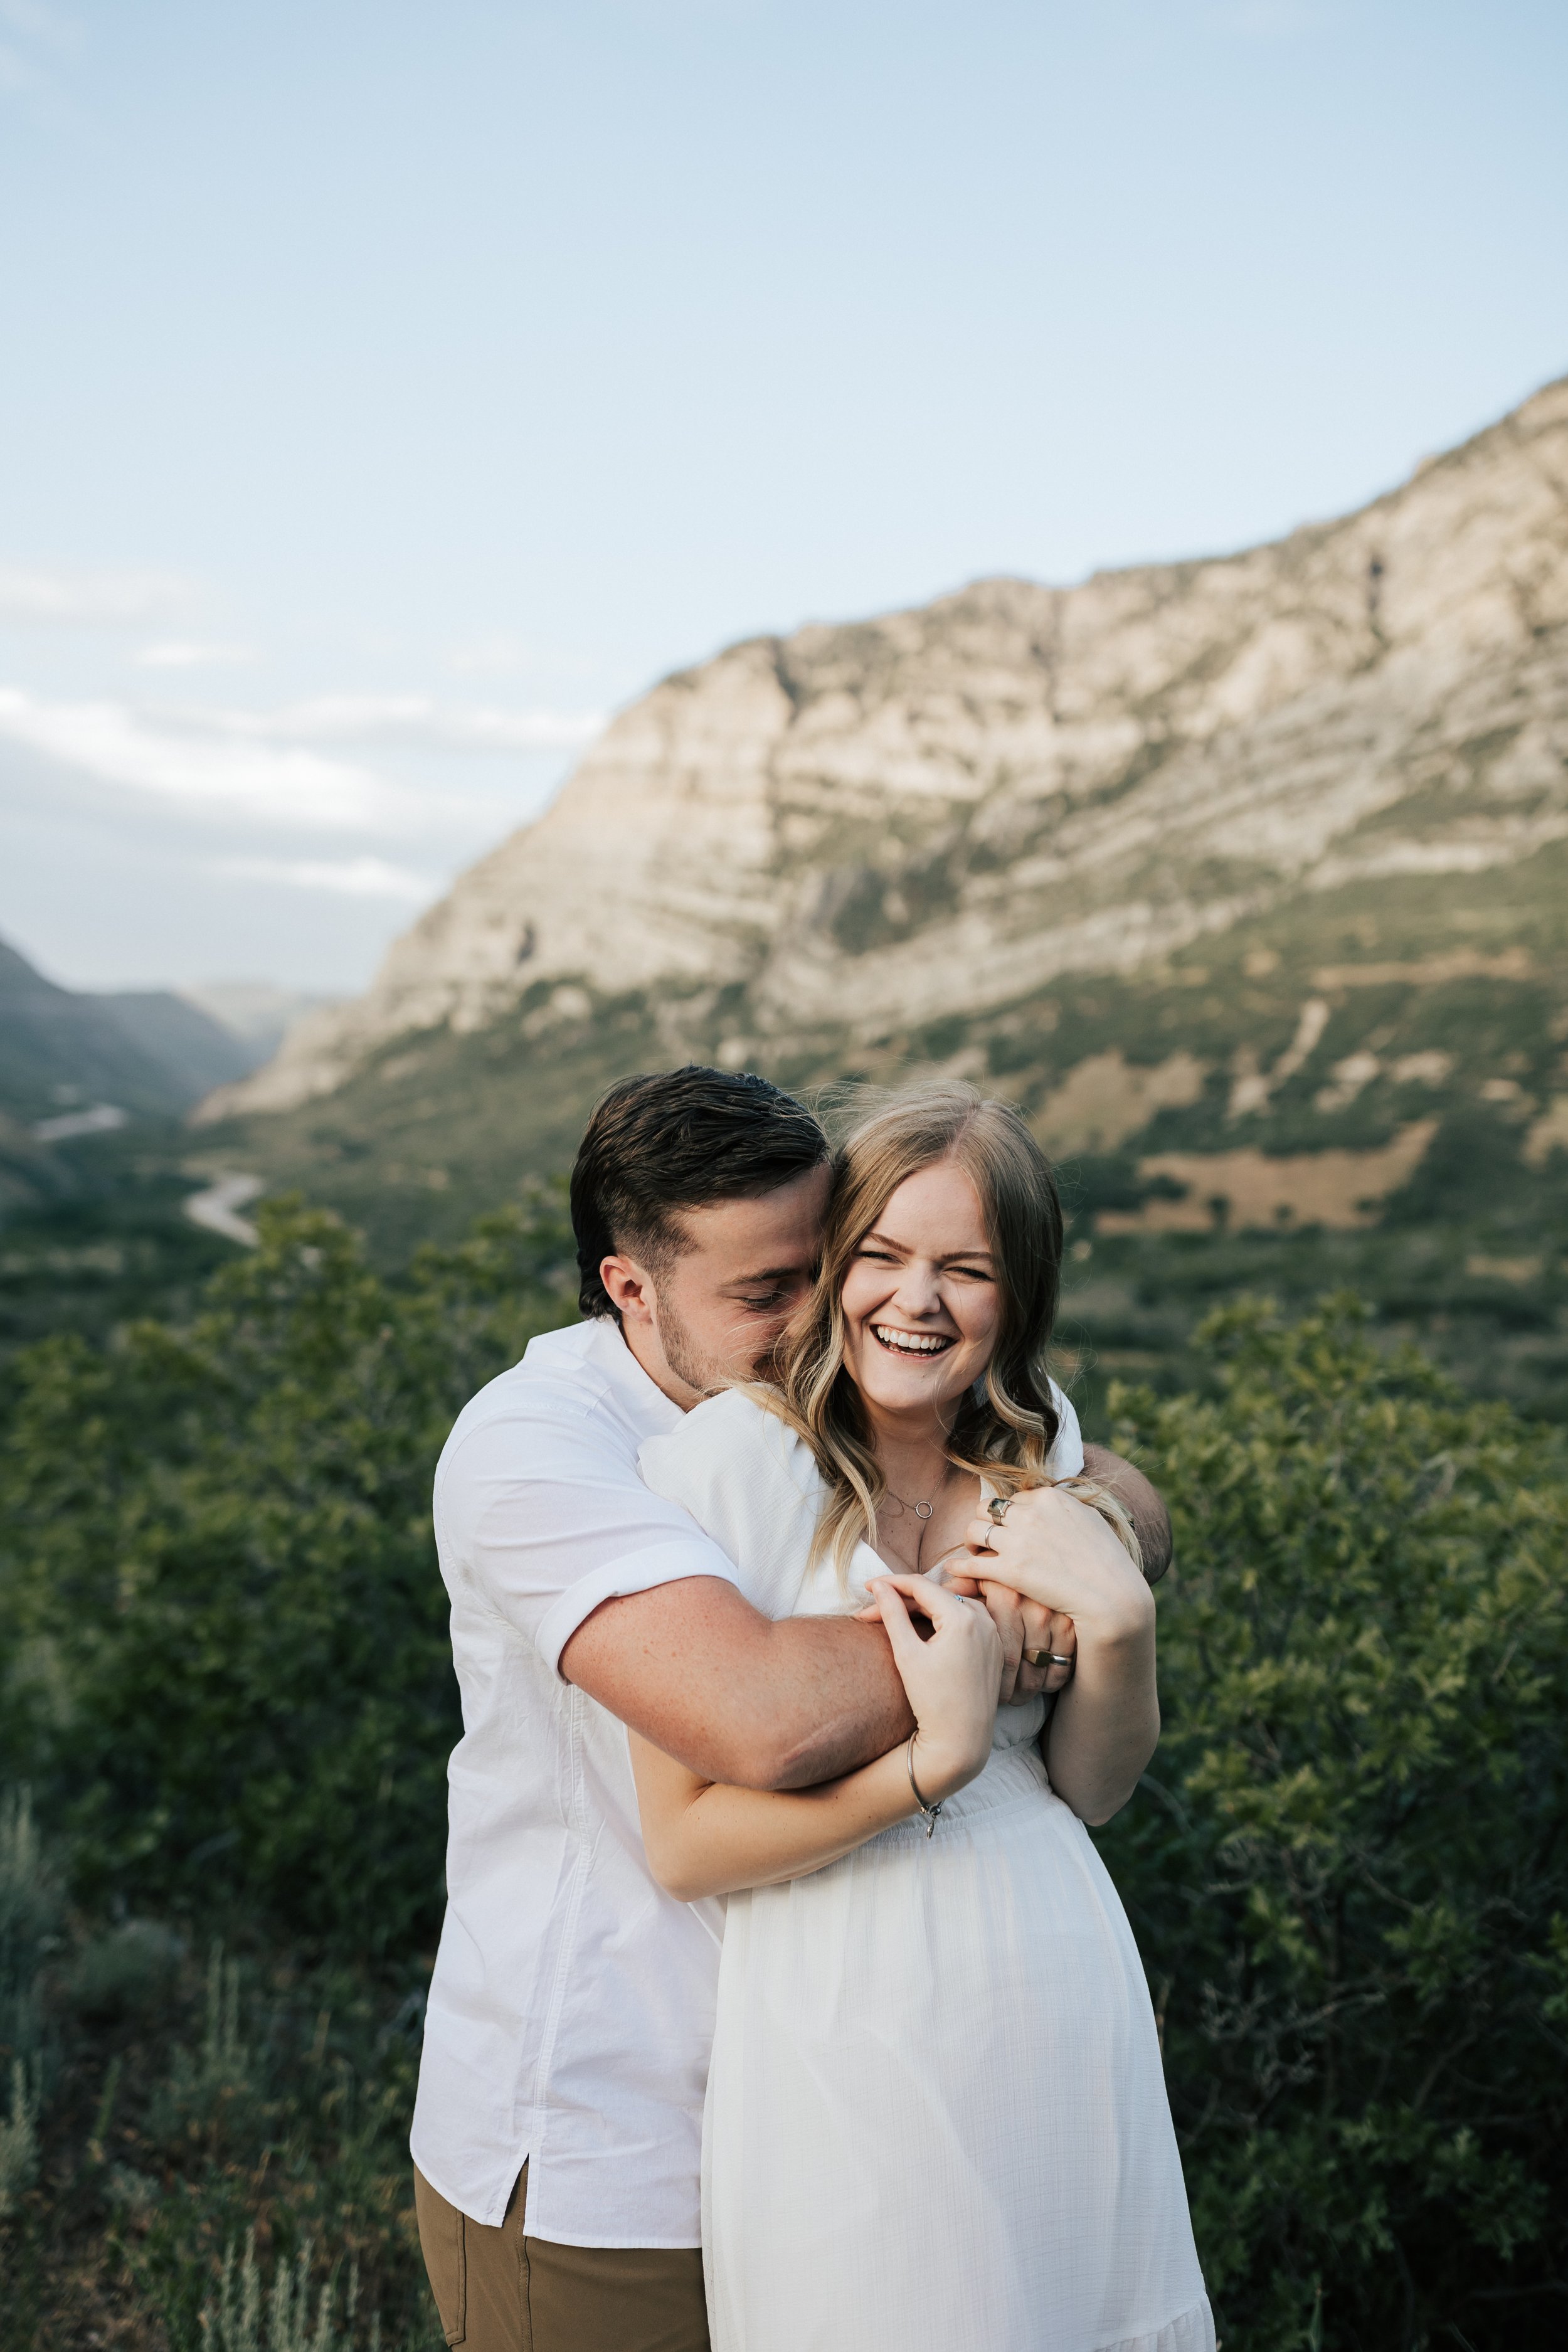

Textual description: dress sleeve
[639,1391,826,1623]
[1045,1377,1085,1477]
[445,1407,743,1676]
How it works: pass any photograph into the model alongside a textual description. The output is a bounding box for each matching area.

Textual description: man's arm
[1081,1443,1172,1582]
[561,1576,915,1791]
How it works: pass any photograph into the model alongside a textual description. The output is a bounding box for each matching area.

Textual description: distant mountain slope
[203,373,1568,1123]
[0,935,267,1131]
[0,936,186,1122]
[178,982,342,1066]
[91,992,260,1100]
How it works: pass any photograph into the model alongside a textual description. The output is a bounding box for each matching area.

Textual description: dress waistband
[869,1740,1054,1851]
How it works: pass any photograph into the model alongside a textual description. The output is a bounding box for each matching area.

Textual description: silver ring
[987,1495,1012,1526]
[1049,1653,1074,1668]
[1025,1649,1075,1671]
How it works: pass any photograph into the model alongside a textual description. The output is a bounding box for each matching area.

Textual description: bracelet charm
[906,1733,943,1838]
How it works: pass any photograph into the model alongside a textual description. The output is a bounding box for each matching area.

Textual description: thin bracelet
[907,1732,943,1838]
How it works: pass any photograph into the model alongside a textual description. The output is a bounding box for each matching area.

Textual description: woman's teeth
[871,1325,954,1356]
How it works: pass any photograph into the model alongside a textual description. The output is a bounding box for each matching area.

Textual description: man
[411,1066,1169,2352]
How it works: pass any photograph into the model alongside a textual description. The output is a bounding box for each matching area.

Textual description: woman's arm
[630,1734,923,1900]
[630,1575,1001,1901]
[1041,1608,1158,1826]
[963,1488,1159,1826]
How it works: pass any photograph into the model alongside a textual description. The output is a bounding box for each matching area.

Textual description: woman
[632,1081,1212,2352]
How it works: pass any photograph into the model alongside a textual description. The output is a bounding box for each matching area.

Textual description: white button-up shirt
[410,1313,1084,2249]
[411,1316,738,2245]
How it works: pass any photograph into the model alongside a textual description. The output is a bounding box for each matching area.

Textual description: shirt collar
[580,1313,687,1436]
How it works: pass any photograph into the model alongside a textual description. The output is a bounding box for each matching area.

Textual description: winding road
[184,1172,263,1246]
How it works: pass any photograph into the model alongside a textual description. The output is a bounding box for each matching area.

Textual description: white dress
[640,1392,1214,2352]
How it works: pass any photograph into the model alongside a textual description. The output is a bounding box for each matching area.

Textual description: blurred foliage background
[0,1199,1564,2348]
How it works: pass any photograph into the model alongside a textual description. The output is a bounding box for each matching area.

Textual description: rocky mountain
[207,374,1568,1116]
[195,380,1568,1417]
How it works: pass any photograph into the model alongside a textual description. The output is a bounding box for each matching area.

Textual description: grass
[0,1831,440,2351]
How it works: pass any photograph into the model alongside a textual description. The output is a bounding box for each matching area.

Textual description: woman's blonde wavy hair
[761,1079,1080,1584]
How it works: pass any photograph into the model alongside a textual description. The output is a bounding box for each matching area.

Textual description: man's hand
[931,1562,1079,1705]
[1081,1443,1172,1582]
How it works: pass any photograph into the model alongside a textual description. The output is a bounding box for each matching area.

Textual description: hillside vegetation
[192,844,1568,1422]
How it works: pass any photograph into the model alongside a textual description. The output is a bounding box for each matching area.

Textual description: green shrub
[67,1918,184,2021]
[1102,1296,1568,2351]
[0,1192,573,1951]
[4,1180,1565,2348]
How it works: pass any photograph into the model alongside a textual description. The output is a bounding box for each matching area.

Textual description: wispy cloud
[445,632,605,686]
[211,855,437,903]
[0,564,188,625]
[0,685,391,830]
[135,640,255,672]
[0,0,75,42]
[199,693,604,754]
[447,632,537,678]
[0,677,591,847]
[0,0,76,97]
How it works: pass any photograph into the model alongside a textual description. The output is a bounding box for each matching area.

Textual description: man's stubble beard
[653,1281,775,1401]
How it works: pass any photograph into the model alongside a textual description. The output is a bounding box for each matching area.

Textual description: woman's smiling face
[839,1158,1002,1426]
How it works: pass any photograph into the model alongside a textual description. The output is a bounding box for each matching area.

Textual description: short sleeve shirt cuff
[535,1535,743,1677]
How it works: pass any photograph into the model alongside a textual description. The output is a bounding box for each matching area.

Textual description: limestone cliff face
[201,377,1568,1121]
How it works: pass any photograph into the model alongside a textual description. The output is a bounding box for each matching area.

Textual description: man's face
[603,1163,831,1409]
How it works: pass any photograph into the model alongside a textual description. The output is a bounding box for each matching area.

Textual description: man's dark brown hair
[571,1065,829,1320]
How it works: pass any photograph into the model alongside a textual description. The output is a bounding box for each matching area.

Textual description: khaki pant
[414,2164,711,2352]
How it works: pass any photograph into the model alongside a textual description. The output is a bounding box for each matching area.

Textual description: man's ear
[600,1254,657,1328]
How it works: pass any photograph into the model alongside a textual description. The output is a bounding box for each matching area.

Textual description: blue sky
[1,0,1564,993]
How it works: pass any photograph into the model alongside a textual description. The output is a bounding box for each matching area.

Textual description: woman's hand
[868,1573,1002,1803]
[928,1561,1079,1698]
[965,1487,1154,1650]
